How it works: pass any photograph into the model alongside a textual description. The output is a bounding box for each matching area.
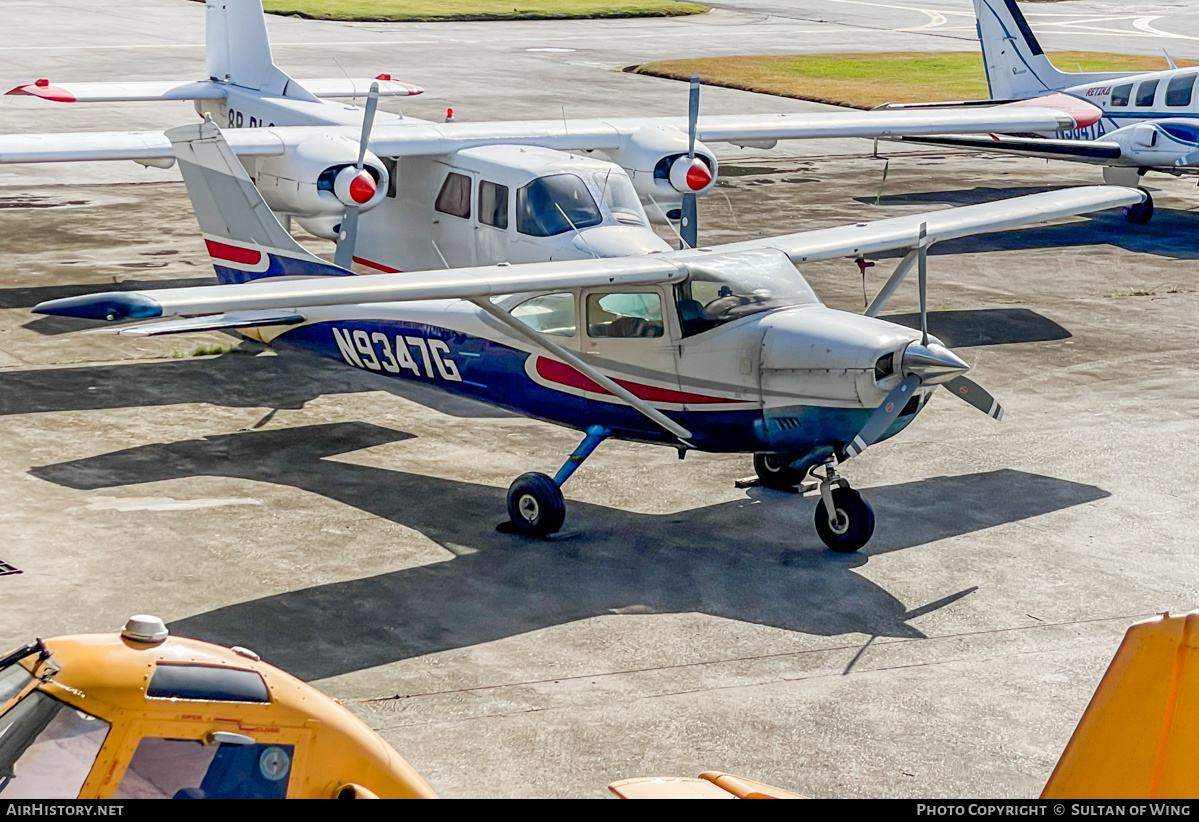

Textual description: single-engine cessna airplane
[0,0,1111,267]
[32,121,1144,551]
[882,0,1199,224]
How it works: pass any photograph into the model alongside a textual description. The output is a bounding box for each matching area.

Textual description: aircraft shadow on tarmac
[882,308,1070,348]
[30,421,1110,680]
[855,186,1199,260]
[0,352,512,420]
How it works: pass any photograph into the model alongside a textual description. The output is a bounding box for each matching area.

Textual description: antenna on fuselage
[1164,49,1179,70]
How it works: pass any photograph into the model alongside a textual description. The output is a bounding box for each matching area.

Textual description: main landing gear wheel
[753,453,806,490]
[506,472,566,537]
[1125,189,1154,225]
[814,486,875,553]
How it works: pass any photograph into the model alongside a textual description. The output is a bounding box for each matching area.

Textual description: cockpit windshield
[675,248,819,337]
[0,691,111,799]
[516,174,604,237]
[593,169,648,228]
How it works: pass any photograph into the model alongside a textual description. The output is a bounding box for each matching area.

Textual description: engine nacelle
[597,126,718,224]
[1105,120,1199,169]
[251,133,388,222]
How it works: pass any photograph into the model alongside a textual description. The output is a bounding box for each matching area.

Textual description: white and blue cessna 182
[0,0,1111,264]
[885,0,1199,223]
[32,122,1144,552]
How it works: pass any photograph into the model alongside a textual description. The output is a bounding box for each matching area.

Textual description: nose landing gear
[814,463,875,553]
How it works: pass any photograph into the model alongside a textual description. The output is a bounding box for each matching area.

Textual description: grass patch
[634,52,1198,109]
[259,0,707,22]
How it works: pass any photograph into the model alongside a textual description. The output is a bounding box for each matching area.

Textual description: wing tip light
[33,293,162,322]
[6,80,76,102]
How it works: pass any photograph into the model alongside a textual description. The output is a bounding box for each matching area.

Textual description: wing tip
[33,293,162,322]
[6,81,76,103]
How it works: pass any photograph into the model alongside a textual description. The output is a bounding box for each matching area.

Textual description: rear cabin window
[1135,80,1159,107]
[479,180,509,229]
[512,293,575,337]
[1110,84,1132,107]
[1166,74,1197,107]
[434,172,472,219]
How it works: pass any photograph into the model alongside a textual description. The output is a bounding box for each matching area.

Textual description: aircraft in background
[0,0,1110,269]
[32,121,1144,551]
[882,0,1199,224]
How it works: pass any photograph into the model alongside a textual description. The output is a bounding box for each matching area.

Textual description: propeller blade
[843,374,921,460]
[918,221,928,346]
[687,72,699,160]
[680,193,698,250]
[334,82,380,270]
[679,73,701,250]
[943,376,1004,421]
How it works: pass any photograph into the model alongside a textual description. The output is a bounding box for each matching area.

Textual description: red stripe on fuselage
[352,256,402,273]
[535,357,748,405]
[205,240,262,266]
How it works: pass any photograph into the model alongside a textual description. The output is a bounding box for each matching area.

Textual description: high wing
[5,78,422,103]
[35,190,1143,325]
[894,133,1124,165]
[0,104,1100,165]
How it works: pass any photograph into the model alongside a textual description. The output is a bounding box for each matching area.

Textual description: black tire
[506,472,566,537]
[1125,190,1154,225]
[814,487,875,553]
[753,453,806,490]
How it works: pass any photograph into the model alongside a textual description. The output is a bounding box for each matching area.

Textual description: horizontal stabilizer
[5,77,422,104]
[91,309,305,337]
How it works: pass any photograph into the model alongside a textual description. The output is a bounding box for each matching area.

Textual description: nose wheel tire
[506,472,566,537]
[814,487,875,553]
[753,453,806,490]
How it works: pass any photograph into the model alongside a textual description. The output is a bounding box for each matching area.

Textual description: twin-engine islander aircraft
[33,122,1145,551]
[0,0,1110,267]
[885,0,1199,223]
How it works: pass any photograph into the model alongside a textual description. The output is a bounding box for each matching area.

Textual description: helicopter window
[383,157,399,199]
[147,664,270,703]
[586,292,663,338]
[1109,84,1132,107]
[1135,80,1159,107]
[512,292,576,337]
[595,170,648,227]
[114,738,294,800]
[1166,73,1196,107]
[673,248,819,338]
[0,692,110,799]
[479,180,509,230]
[434,172,472,219]
[0,662,33,708]
[516,174,603,237]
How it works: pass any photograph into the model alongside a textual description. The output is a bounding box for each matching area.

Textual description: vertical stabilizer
[974,0,1130,99]
[205,0,317,101]
[167,120,352,283]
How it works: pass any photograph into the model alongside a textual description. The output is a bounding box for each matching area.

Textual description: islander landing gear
[1125,189,1154,225]
[504,425,609,538]
[813,463,875,553]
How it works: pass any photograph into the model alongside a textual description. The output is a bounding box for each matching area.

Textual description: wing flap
[92,309,306,337]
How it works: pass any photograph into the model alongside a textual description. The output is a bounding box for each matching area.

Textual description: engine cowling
[251,133,388,223]
[597,126,718,223]
[1106,120,1199,168]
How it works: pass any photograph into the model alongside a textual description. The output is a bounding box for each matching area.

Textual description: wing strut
[471,298,693,443]
[864,247,919,317]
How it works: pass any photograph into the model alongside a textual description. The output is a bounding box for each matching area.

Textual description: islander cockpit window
[675,249,819,338]
[516,174,603,237]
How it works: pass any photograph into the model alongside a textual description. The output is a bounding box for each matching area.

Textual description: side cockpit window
[0,692,110,799]
[516,174,603,237]
[586,293,663,338]
[1110,84,1132,107]
[114,738,294,800]
[479,180,509,229]
[1166,73,1196,107]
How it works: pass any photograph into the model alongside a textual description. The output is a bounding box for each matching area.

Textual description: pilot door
[430,164,478,268]
[577,286,683,432]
